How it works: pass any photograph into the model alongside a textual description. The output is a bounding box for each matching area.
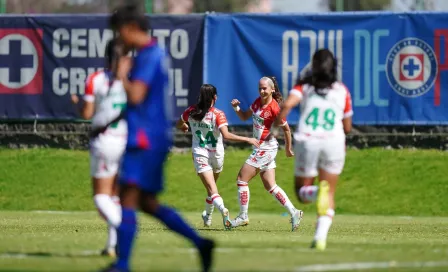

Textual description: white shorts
[89,136,126,179]
[245,148,277,172]
[294,137,345,177]
[193,153,224,174]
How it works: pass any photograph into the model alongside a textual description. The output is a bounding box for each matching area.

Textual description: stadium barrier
[1,12,448,148]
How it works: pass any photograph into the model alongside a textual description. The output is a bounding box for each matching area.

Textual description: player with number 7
[176,84,259,230]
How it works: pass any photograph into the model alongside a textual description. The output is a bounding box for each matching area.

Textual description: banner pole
[336,0,344,11]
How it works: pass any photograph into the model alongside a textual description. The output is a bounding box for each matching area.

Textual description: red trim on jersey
[293,84,303,93]
[136,129,150,149]
[84,71,102,96]
[213,108,228,127]
[341,83,353,114]
[181,105,196,122]
[251,98,282,143]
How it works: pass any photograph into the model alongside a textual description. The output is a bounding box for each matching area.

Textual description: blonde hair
[260,76,283,103]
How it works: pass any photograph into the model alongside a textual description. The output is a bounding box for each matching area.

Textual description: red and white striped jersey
[181,106,228,157]
[250,97,287,149]
[83,70,127,137]
[290,82,353,140]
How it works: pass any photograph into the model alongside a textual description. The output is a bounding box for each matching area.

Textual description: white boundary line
[294,261,448,272]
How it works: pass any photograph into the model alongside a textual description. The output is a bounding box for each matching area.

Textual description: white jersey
[291,82,353,141]
[181,106,228,157]
[84,70,127,138]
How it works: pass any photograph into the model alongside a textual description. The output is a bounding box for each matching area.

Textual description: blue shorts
[119,148,169,193]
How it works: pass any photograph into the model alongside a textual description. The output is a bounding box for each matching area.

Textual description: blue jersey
[125,40,173,151]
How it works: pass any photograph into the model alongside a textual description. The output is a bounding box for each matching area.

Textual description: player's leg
[260,167,303,232]
[294,139,320,204]
[140,149,215,272]
[202,155,231,230]
[193,154,215,227]
[311,139,345,251]
[232,162,258,227]
[106,149,143,272]
[90,148,122,257]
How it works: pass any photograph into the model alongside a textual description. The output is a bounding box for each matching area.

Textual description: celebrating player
[71,38,125,257]
[176,84,259,230]
[230,76,303,231]
[102,5,214,272]
[278,49,353,250]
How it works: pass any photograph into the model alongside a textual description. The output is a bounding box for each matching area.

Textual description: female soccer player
[176,84,259,230]
[103,4,214,272]
[278,49,353,250]
[71,38,126,257]
[230,76,303,232]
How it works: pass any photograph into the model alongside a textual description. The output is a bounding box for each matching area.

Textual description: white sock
[269,184,296,215]
[111,195,120,206]
[106,224,117,249]
[299,185,318,203]
[237,180,250,217]
[94,194,121,228]
[314,209,335,241]
[205,196,215,215]
[210,194,226,214]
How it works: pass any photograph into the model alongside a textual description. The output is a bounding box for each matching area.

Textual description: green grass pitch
[0,148,448,271]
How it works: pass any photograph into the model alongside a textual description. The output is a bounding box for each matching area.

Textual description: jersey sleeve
[343,86,354,118]
[289,85,303,99]
[249,98,259,112]
[83,72,97,102]
[181,105,195,122]
[272,103,287,126]
[215,111,228,129]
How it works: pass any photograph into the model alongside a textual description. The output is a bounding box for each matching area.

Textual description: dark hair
[296,49,337,96]
[190,84,217,122]
[105,38,123,69]
[109,4,150,32]
[262,76,283,104]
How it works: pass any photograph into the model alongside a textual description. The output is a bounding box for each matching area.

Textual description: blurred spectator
[246,0,272,13]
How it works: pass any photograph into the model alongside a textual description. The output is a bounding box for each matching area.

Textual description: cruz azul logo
[386,38,438,98]
[0,29,43,94]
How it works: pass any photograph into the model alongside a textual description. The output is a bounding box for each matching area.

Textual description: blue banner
[0,15,204,120]
[205,13,448,125]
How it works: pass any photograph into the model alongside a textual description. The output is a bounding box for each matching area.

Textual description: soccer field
[1,211,448,272]
[1,148,448,271]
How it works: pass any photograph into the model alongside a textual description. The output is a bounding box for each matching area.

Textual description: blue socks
[115,208,137,270]
[154,205,203,248]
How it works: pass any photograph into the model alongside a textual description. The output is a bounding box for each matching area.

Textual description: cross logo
[0,29,43,94]
[399,54,424,81]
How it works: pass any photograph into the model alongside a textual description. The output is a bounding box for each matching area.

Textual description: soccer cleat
[317,180,330,216]
[310,239,327,251]
[201,210,212,227]
[231,213,249,228]
[198,238,215,272]
[101,247,117,258]
[222,208,232,230]
[291,209,304,232]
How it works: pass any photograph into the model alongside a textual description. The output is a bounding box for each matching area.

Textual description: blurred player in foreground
[71,38,125,257]
[176,84,259,230]
[102,5,214,272]
[230,76,303,231]
[278,49,353,250]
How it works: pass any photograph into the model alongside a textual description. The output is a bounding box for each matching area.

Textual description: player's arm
[277,86,302,124]
[118,56,147,104]
[342,86,354,135]
[72,74,97,120]
[231,99,252,121]
[219,126,260,147]
[176,118,189,133]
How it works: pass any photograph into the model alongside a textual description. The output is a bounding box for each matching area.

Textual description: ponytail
[190,84,217,121]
